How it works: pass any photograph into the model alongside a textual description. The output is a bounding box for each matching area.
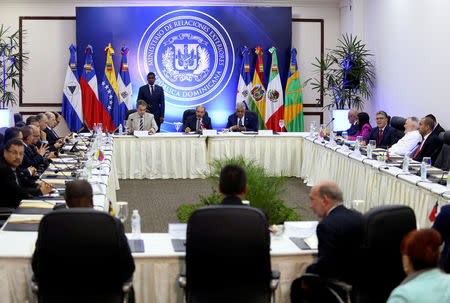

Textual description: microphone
[325,118,335,130]
[49,156,78,177]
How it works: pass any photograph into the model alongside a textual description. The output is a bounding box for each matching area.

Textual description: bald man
[64,180,94,208]
[291,181,363,301]
[345,109,358,136]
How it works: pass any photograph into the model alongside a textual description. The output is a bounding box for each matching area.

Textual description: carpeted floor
[116,177,315,233]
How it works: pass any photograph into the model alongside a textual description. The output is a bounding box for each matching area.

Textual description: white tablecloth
[0,232,315,303]
[113,135,208,179]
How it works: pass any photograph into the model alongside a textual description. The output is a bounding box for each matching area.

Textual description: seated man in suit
[53,180,94,210]
[184,105,212,133]
[0,139,53,208]
[225,101,258,132]
[426,114,445,137]
[389,116,422,156]
[20,125,47,174]
[218,164,248,205]
[412,117,443,164]
[44,112,68,148]
[290,181,362,302]
[126,100,158,134]
[346,108,359,136]
[363,110,399,149]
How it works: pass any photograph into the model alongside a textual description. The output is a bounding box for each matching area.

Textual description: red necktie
[377,129,383,146]
[413,138,425,158]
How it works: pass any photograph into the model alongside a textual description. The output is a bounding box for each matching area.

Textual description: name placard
[134,130,150,137]
[202,129,217,136]
[258,130,273,136]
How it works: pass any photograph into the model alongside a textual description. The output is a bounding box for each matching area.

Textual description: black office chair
[352,205,416,303]
[182,109,210,132]
[390,116,406,139]
[435,130,450,170]
[14,113,25,127]
[31,209,135,303]
[125,109,137,121]
[179,205,280,303]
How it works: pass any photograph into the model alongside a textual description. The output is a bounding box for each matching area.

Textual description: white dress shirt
[389,130,422,156]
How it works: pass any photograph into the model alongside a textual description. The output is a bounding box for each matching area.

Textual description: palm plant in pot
[308,34,375,110]
[0,25,27,126]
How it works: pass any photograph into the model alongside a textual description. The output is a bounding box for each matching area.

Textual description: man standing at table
[183,105,212,133]
[225,102,258,132]
[137,72,165,132]
[363,110,399,149]
[290,181,362,301]
[126,100,158,134]
[0,139,53,208]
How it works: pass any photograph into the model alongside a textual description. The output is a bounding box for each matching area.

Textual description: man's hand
[149,128,156,134]
[361,141,367,146]
[185,127,191,133]
[28,166,37,176]
[47,151,57,159]
[231,125,239,131]
[160,117,164,123]
[239,126,246,132]
[36,143,48,156]
[54,142,63,149]
[127,128,134,134]
[39,182,53,195]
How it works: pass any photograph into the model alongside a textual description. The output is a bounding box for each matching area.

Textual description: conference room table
[113,132,450,228]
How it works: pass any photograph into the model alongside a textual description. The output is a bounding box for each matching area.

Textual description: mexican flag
[248,46,266,130]
[284,48,304,132]
[265,47,284,131]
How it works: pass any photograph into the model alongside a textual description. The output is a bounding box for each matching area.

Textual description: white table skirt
[113,135,208,179]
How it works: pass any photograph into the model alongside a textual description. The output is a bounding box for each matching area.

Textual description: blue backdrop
[76,6,292,131]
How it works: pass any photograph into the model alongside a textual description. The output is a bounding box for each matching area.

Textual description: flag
[98,43,120,131]
[108,200,115,216]
[117,46,133,126]
[248,46,266,130]
[62,45,84,132]
[320,127,326,138]
[284,48,304,132]
[265,46,284,131]
[96,148,104,161]
[80,45,113,130]
[429,201,438,222]
[236,46,252,109]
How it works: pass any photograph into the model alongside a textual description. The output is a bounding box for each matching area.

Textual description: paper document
[169,223,187,239]
[20,202,55,208]
[8,214,43,224]
[304,235,318,249]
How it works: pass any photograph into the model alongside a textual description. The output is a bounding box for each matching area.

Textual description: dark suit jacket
[412,133,443,164]
[364,125,399,149]
[225,113,258,132]
[431,123,445,137]
[220,196,244,205]
[0,161,42,208]
[21,143,48,170]
[44,127,59,146]
[346,123,358,136]
[306,205,363,283]
[137,84,165,122]
[433,205,450,269]
[183,115,212,132]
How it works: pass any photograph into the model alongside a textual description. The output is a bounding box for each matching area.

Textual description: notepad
[41,179,66,185]
[8,215,43,224]
[128,239,145,253]
[20,202,55,208]
[42,171,72,177]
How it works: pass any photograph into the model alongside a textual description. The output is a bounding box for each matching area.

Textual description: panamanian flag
[236,46,252,109]
[98,43,120,131]
[117,46,133,126]
[81,45,111,130]
[62,44,83,132]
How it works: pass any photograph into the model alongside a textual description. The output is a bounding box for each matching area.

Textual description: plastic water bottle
[131,209,141,239]
[447,173,450,189]
[420,161,427,181]
[118,124,123,136]
[402,155,410,172]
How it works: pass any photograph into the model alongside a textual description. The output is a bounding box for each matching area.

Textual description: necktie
[239,118,243,126]
[12,170,19,185]
[413,138,425,158]
[377,129,383,146]
[150,85,153,95]
[140,117,144,130]
[196,119,201,131]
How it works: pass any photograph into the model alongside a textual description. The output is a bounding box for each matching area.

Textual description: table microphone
[50,157,78,177]
[325,117,335,130]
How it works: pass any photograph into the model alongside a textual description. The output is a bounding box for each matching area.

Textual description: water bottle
[131,209,141,239]
[420,161,427,181]
[118,124,123,136]
[402,155,410,173]
[446,173,450,189]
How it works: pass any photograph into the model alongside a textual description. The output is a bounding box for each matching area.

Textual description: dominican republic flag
[236,46,252,109]
[117,46,133,126]
[265,46,284,132]
[80,45,114,130]
[98,43,120,131]
[62,44,84,132]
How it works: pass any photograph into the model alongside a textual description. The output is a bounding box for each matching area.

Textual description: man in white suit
[126,100,158,134]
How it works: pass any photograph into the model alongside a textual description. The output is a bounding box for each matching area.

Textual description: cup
[116,201,129,223]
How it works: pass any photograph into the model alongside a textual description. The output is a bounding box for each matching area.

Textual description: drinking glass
[278,119,285,132]
[117,201,129,223]
[422,157,431,166]
[342,131,348,141]
[174,122,182,132]
[351,200,366,213]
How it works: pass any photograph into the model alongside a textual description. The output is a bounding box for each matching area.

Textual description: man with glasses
[363,110,399,149]
[0,139,53,208]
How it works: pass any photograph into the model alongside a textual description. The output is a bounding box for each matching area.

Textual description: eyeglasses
[6,150,24,157]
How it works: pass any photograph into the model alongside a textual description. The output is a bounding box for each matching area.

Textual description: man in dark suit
[412,117,443,164]
[426,114,445,137]
[20,125,50,171]
[137,72,165,132]
[363,110,399,149]
[183,105,212,133]
[291,181,362,301]
[225,101,258,132]
[218,164,248,206]
[54,180,95,210]
[346,108,359,136]
[0,139,53,208]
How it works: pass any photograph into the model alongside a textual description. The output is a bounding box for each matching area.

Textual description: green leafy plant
[176,157,301,225]
[0,25,28,108]
[307,34,375,110]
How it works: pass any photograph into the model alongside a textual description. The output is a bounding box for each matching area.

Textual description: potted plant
[0,25,27,126]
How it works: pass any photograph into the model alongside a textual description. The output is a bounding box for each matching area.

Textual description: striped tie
[140,117,144,130]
